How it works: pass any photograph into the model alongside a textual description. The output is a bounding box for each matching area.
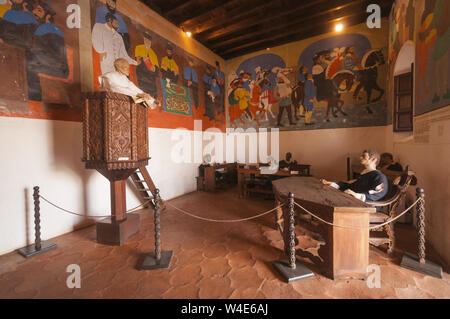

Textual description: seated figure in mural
[99,58,157,109]
[161,43,179,84]
[321,149,388,202]
[135,31,159,99]
[95,0,130,52]
[92,12,137,75]
[0,0,37,49]
[26,1,68,101]
[183,57,199,109]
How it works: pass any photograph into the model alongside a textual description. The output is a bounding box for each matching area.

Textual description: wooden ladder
[130,166,162,209]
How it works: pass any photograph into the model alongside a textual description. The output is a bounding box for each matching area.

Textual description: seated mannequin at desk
[279,152,298,171]
[321,149,388,202]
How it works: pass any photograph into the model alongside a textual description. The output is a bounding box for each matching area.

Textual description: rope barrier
[165,201,284,223]
[293,198,421,230]
[39,194,153,219]
[37,190,420,229]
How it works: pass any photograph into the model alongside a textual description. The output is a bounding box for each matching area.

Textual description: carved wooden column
[82,92,149,245]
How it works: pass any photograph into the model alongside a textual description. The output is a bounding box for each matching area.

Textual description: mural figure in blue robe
[26,1,68,101]
[0,0,37,49]
[214,61,225,113]
[303,73,316,125]
[183,57,199,109]
[203,65,219,120]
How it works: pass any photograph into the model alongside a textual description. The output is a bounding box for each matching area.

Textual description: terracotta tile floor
[1,188,449,299]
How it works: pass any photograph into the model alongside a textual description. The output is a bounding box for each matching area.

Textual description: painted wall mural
[388,0,450,116]
[227,33,388,131]
[90,0,225,131]
[414,0,450,115]
[0,0,225,131]
[0,0,81,121]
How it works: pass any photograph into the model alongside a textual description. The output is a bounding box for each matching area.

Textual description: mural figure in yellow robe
[135,31,159,98]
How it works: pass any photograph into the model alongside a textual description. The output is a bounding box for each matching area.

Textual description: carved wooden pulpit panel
[82,92,149,245]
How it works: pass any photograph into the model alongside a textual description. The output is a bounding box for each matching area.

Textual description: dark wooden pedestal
[96,213,140,246]
[83,92,150,246]
[96,179,140,245]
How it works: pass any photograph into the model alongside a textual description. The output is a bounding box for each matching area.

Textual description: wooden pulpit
[82,92,149,245]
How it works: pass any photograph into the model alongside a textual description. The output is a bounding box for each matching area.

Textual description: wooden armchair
[366,167,417,255]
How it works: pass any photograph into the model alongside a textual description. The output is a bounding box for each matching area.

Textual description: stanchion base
[17,241,57,258]
[400,252,443,278]
[139,250,173,270]
[273,259,315,283]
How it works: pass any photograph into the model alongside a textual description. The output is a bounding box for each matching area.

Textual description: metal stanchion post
[139,189,173,270]
[400,188,442,278]
[18,186,56,258]
[273,192,314,283]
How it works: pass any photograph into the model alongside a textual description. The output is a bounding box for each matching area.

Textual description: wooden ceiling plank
[221,1,393,59]
[220,10,374,56]
[208,0,368,50]
[196,0,332,43]
[163,0,199,17]
[178,0,240,29]
[186,0,286,36]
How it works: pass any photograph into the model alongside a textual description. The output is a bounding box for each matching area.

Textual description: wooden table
[204,163,237,192]
[237,165,311,198]
[272,176,376,280]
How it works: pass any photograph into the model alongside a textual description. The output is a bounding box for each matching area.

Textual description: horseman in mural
[312,50,355,122]
[352,49,385,113]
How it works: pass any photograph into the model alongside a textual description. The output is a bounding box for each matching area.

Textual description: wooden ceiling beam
[221,2,393,59]
[219,7,376,57]
[196,0,331,43]
[182,0,285,36]
[208,0,369,50]
[163,0,199,18]
[175,0,238,29]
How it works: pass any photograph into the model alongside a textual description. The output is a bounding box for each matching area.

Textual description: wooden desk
[237,165,311,198]
[272,177,375,280]
[204,163,237,192]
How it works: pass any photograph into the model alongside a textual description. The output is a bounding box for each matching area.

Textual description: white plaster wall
[279,126,388,182]
[384,107,450,267]
[0,117,198,255]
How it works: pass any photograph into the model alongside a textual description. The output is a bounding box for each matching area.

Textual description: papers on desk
[215,168,225,172]
[290,171,299,175]
[260,166,278,174]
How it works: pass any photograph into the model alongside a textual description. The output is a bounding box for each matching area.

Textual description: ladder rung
[139,188,151,191]
[133,179,145,183]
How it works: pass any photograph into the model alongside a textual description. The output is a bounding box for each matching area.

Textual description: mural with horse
[227,34,387,131]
